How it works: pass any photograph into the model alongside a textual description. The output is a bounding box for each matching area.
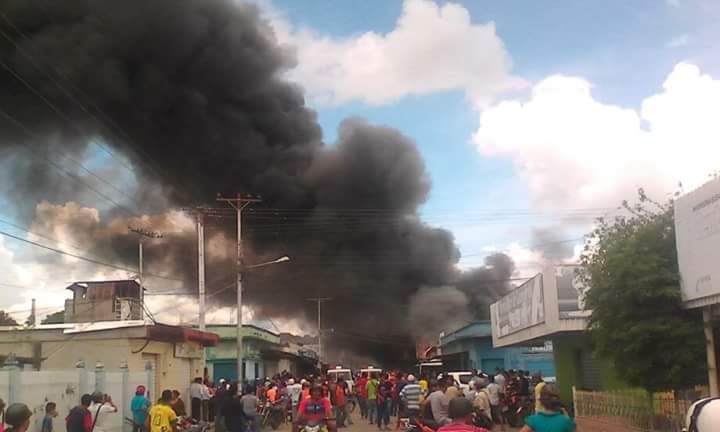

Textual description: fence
[573,387,706,432]
[0,355,152,432]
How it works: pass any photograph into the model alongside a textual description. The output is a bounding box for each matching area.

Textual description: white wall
[0,367,148,432]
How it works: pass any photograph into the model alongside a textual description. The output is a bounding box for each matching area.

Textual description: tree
[0,310,18,325]
[41,310,65,324]
[579,190,706,394]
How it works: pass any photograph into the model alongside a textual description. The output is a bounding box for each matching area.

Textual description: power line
[0,229,185,282]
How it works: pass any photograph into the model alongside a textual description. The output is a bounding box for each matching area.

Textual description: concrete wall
[0,328,204,405]
[0,366,148,432]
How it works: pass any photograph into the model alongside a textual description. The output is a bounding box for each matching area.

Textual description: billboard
[675,177,720,307]
[494,273,545,337]
[555,265,589,318]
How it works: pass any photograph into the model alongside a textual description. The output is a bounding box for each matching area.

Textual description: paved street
[273,411,521,432]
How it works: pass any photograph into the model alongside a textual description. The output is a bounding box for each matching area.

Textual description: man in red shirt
[356,374,369,420]
[438,398,490,432]
[294,384,335,432]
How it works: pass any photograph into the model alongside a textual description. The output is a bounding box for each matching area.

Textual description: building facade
[490,266,623,404]
[439,321,556,380]
[0,321,218,400]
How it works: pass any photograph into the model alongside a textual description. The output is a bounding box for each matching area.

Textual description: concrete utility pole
[196,212,206,332]
[307,297,332,366]
[217,193,261,381]
[128,227,163,311]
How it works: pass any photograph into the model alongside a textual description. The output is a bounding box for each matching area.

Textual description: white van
[447,371,475,392]
[328,366,355,392]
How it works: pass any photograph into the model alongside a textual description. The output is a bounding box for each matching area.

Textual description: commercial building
[439,321,556,380]
[205,324,318,382]
[490,266,622,404]
[0,320,218,399]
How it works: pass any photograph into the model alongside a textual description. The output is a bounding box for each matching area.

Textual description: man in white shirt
[486,377,504,431]
[189,377,204,420]
[285,378,303,417]
[493,369,507,394]
[89,392,117,432]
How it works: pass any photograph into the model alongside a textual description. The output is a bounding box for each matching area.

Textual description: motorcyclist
[293,384,336,432]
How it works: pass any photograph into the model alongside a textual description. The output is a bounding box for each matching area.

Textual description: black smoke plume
[0,0,512,364]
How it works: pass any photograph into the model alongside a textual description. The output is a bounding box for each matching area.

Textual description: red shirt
[357,377,369,398]
[438,423,489,432]
[335,386,346,407]
[298,397,332,422]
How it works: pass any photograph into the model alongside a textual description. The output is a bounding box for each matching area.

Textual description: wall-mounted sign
[494,274,545,337]
[175,342,203,359]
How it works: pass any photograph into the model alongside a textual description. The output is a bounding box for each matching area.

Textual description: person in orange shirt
[301,382,311,401]
[267,384,278,403]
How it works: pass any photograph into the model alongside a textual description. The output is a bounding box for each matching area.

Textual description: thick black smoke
[0,0,512,364]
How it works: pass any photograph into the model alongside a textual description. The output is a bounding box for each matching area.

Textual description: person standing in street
[170,391,186,417]
[521,384,575,432]
[357,373,369,420]
[190,378,204,421]
[148,390,178,432]
[399,375,423,423]
[532,373,546,414]
[338,377,353,426]
[4,403,33,432]
[286,378,303,420]
[89,392,118,432]
[428,380,450,427]
[131,386,151,432]
[376,374,392,430]
[437,398,490,432]
[366,373,380,425]
[66,394,93,432]
[241,384,260,432]
[485,376,504,431]
[41,402,58,432]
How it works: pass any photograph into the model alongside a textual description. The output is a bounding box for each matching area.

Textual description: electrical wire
[0,229,185,282]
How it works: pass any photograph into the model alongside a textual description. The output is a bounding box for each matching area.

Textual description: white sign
[494,274,545,337]
[675,177,720,308]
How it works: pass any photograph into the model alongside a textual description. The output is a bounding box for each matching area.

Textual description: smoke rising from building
[0,0,513,362]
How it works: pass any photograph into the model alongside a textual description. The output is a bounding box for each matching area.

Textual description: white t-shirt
[286,383,302,406]
[486,383,501,406]
[89,402,117,432]
[494,374,506,392]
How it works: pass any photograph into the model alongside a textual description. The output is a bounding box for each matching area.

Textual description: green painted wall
[552,332,625,406]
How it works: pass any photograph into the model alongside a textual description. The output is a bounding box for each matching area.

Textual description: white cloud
[279,0,522,106]
[475,62,720,210]
[667,34,690,48]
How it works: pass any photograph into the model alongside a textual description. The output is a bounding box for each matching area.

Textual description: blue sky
[267,0,720,265]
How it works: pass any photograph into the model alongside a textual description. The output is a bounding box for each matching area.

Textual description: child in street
[41,402,58,432]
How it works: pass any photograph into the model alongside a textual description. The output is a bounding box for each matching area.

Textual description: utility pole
[29,298,36,327]
[217,193,261,381]
[307,297,332,367]
[128,227,163,312]
[195,212,206,332]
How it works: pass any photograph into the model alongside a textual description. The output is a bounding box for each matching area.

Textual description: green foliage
[579,190,706,393]
[0,310,18,325]
[41,310,65,324]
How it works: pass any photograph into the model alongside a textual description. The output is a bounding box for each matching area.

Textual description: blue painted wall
[440,322,556,379]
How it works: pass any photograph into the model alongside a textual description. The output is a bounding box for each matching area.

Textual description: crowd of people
[0,368,574,432]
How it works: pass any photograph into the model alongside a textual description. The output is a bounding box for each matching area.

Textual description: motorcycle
[300,420,328,432]
[261,399,287,430]
[505,394,533,428]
